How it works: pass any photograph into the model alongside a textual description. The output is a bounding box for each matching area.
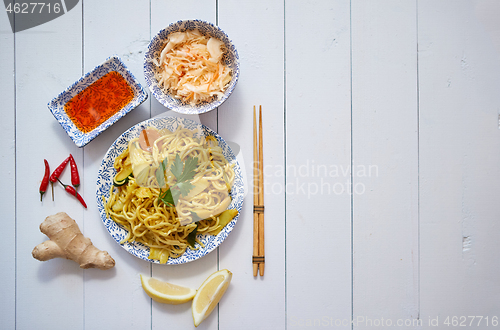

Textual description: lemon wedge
[192,269,232,327]
[140,275,197,305]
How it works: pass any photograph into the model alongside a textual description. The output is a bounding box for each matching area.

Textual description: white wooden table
[2,1,500,329]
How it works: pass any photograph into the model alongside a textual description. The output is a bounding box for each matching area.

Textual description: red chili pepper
[39,159,50,201]
[57,178,87,208]
[69,154,80,188]
[50,156,70,182]
[49,156,70,201]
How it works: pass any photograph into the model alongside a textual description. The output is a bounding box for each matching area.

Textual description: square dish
[48,56,148,147]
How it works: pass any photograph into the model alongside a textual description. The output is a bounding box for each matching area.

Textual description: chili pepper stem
[57,178,68,189]
[51,182,54,201]
[57,178,87,208]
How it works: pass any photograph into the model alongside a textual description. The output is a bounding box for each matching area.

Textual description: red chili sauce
[64,71,134,133]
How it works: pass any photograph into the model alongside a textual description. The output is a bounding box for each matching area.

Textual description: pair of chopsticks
[253,105,265,277]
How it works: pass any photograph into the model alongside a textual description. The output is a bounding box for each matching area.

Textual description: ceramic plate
[96,117,244,264]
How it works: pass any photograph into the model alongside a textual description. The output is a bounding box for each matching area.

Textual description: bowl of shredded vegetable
[144,20,240,114]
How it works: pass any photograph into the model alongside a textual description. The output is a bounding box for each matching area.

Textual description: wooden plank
[419,0,500,323]
[14,3,84,329]
[216,0,285,329]
[0,2,16,328]
[286,0,352,328]
[351,0,419,327]
[149,2,219,330]
[81,0,152,329]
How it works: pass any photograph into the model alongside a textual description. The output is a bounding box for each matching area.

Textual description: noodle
[104,126,236,263]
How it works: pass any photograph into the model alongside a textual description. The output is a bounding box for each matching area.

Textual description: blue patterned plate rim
[95,116,244,265]
[47,55,148,147]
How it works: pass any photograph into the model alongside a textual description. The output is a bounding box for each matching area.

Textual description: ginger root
[32,212,115,270]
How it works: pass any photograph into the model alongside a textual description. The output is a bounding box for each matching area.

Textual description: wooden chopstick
[253,106,259,276]
[253,105,265,277]
[258,105,265,276]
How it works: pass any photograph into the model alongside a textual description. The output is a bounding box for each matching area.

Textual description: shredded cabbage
[152,30,232,105]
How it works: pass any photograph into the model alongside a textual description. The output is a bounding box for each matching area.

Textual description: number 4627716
[444,316,498,327]
[5,2,61,14]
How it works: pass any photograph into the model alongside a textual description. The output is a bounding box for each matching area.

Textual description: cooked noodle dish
[96,117,243,264]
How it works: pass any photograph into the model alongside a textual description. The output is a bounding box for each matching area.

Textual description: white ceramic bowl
[144,20,240,114]
[48,56,148,147]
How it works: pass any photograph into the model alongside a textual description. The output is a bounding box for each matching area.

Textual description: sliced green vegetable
[218,209,238,228]
[210,209,238,235]
[113,165,133,186]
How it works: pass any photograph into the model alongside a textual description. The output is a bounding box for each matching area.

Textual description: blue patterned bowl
[48,56,148,147]
[96,117,244,265]
[144,20,240,114]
